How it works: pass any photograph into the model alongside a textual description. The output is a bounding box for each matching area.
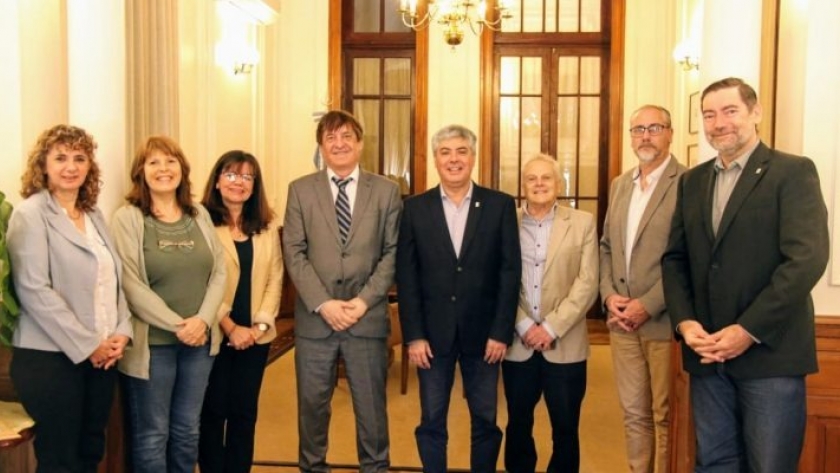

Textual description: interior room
[1,0,839,472]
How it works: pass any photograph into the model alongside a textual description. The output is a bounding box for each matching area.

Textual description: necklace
[230,224,248,241]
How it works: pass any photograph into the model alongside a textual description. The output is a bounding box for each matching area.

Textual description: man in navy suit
[396,124,520,473]
[662,77,829,472]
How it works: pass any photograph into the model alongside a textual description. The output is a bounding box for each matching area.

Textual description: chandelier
[398,0,513,46]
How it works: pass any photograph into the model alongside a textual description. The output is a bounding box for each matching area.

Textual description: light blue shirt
[516,203,557,340]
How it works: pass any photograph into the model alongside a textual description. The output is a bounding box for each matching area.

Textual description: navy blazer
[7,190,132,364]
[396,184,521,357]
[662,143,829,378]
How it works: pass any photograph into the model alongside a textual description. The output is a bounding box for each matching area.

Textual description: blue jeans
[124,344,215,473]
[690,367,806,473]
[415,352,502,473]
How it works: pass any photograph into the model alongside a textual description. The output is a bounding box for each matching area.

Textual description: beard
[708,131,747,156]
[634,146,659,163]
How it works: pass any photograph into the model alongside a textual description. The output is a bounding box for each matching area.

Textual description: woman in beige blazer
[503,155,600,473]
[198,150,283,473]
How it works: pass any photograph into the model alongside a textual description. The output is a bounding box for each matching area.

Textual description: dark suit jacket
[662,142,829,378]
[282,169,402,339]
[396,184,521,356]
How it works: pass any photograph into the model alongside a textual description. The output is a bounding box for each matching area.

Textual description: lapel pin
[756,168,762,174]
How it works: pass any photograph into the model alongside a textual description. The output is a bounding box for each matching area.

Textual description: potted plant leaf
[0,189,20,400]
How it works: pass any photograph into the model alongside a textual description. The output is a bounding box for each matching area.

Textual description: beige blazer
[599,156,685,340]
[215,220,283,344]
[505,205,599,364]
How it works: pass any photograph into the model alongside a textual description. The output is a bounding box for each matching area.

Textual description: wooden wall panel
[670,316,840,472]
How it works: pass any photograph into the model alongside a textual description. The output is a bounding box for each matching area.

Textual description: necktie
[332,176,352,243]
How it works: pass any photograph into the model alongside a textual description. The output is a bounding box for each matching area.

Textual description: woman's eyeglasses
[223,172,255,183]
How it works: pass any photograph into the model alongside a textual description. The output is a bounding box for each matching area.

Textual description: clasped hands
[522,323,554,352]
[88,334,130,370]
[176,316,208,347]
[407,338,507,370]
[605,295,650,333]
[226,324,264,350]
[319,297,368,332]
[678,320,754,364]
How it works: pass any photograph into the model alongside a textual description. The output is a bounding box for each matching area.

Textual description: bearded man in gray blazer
[282,110,402,473]
[600,105,685,473]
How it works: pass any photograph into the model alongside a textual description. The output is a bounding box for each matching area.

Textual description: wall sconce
[673,40,700,71]
[232,46,259,74]
[233,61,256,74]
[216,42,260,75]
[398,0,513,46]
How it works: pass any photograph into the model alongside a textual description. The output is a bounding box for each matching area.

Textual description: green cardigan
[110,203,226,379]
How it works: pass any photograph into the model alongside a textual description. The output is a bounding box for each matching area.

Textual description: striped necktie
[332,176,352,243]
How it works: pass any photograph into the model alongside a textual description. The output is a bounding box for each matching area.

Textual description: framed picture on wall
[687,144,700,168]
[689,92,700,134]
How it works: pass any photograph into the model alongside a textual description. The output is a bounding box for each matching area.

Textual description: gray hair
[522,154,563,195]
[431,124,477,155]
[630,104,672,127]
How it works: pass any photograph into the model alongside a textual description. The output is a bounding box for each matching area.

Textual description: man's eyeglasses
[223,172,255,183]
[629,124,669,137]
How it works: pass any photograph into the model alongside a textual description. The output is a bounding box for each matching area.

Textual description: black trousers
[198,342,270,473]
[10,347,117,473]
[502,354,587,473]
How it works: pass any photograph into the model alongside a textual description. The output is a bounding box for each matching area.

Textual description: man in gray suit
[600,105,685,472]
[282,110,402,473]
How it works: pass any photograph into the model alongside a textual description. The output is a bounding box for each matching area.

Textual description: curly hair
[201,150,275,235]
[125,136,197,217]
[20,124,101,211]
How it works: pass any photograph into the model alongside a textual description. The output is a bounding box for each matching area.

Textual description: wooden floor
[250,324,627,473]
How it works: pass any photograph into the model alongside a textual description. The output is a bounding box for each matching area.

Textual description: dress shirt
[712,141,762,343]
[327,165,360,215]
[440,182,474,258]
[515,203,557,340]
[712,142,759,234]
[625,156,671,282]
[78,211,118,340]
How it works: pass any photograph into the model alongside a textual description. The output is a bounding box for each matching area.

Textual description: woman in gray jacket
[8,124,132,472]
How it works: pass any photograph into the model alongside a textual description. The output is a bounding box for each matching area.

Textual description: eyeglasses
[629,124,669,137]
[223,172,255,183]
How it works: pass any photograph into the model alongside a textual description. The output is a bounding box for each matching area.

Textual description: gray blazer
[282,169,402,339]
[7,190,132,364]
[599,156,685,340]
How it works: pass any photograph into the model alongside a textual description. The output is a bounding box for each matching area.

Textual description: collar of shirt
[632,154,671,190]
[327,165,360,184]
[714,141,760,172]
[522,202,557,224]
[439,181,474,209]
[327,165,360,213]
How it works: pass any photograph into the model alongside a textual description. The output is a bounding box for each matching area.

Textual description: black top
[230,238,254,327]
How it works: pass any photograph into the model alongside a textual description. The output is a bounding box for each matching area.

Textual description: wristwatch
[255,323,269,332]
